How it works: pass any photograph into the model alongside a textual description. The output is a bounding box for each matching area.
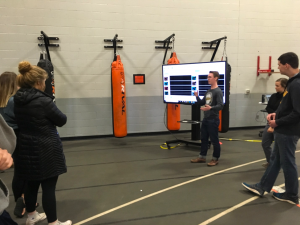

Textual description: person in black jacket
[242,52,300,205]
[261,78,287,168]
[14,61,72,225]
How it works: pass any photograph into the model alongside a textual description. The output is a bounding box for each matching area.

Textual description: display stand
[165,104,202,149]
[164,36,228,149]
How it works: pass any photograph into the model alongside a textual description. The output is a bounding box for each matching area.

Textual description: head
[207,71,219,85]
[17,61,48,92]
[0,72,18,107]
[278,52,299,76]
[275,78,288,93]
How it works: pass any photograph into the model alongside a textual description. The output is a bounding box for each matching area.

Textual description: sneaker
[262,162,269,168]
[26,212,46,225]
[207,159,218,166]
[242,182,265,196]
[190,157,206,163]
[272,192,299,205]
[53,220,72,225]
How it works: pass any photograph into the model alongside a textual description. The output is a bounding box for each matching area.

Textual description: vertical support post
[268,56,272,76]
[41,31,51,62]
[191,104,201,140]
[210,40,221,62]
[257,56,260,76]
[163,41,171,64]
[113,34,118,61]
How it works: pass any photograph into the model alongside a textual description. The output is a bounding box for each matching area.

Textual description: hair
[0,72,18,107]
[276,78,288,89]
[17,61,48,89]
[209,71,220,81]
[278,52,299,69]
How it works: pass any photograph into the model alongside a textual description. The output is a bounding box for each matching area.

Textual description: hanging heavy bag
[111,55,127,137]
[166,52,180,131]
[37,57,55,101]
[218,62,231,133]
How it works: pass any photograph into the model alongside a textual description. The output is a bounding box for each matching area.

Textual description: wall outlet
[245,89,250,95]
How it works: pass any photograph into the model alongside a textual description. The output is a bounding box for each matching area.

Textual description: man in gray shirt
[191,71,224,166]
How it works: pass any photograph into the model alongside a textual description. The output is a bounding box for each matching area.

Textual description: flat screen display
[162,61,226,104]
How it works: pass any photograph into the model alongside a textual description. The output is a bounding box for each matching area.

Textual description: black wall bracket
[155,33,175,64]
[202,36,227,62]
[38,31,59,62]
[104,34,123,61]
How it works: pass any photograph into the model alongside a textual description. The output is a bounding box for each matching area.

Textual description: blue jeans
[200,118,220,159]
[261,124,274,163]
[259,132,299,198]
[0,211,18,225]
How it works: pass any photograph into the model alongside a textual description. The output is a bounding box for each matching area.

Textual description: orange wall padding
[167,52,180,131]
[111,55,127,137]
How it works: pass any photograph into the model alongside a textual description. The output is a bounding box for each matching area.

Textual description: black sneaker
[272,192,299,205]
[242,182,265,196]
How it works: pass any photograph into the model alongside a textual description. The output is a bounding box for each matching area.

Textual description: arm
[0,115,15,170]
[0,149,13,170]
[194,91,206,106]
[43,98,67,127]
[276,83,300,126]
[265,94,278,114]
[211,90,224,111]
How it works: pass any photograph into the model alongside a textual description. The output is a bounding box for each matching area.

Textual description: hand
[267,113,276,122]
[194,91,198,97]
[200,104,212,111]
[0,148,13,171]
[269,120,278,128]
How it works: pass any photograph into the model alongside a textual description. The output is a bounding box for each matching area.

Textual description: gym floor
[2,128,300,225]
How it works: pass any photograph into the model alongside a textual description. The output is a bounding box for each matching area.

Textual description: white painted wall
[0,0,299,136]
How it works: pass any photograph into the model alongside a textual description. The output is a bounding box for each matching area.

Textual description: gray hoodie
[0,114,16,214]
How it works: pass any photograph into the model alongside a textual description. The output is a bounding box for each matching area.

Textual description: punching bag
[166,52,180,131]
[219,62,231,133]
[37,55,55,102]
[111,55,127,137]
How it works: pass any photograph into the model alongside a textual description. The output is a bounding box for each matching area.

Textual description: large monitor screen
[162,61,226,104]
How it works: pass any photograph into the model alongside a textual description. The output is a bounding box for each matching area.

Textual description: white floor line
[74,158,267,225]
[199,156,300,225]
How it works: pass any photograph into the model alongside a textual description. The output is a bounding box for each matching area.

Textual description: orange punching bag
[111,55,127,137]
[167,52,180,130]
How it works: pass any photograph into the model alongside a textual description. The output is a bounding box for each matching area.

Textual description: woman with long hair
[14,61,71,225]
[0,72,29,218]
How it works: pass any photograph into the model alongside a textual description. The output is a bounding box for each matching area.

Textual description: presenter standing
[190,71,224,166]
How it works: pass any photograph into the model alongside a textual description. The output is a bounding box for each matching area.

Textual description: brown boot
[190,157,206,163]
[207,159,218,166]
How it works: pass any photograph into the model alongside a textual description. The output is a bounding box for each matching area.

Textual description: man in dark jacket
[242,52,300,205]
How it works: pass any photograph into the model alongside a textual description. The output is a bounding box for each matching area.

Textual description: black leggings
[12,174,27,202]
[25,176,58,223]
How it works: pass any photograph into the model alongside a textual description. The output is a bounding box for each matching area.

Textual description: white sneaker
[52,220,72,225]
[26,212,47,225]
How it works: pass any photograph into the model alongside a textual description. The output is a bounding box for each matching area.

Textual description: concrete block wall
[0,0,299,137]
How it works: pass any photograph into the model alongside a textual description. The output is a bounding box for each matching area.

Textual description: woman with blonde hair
[0,72,29,218]
[14,61,71,225]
